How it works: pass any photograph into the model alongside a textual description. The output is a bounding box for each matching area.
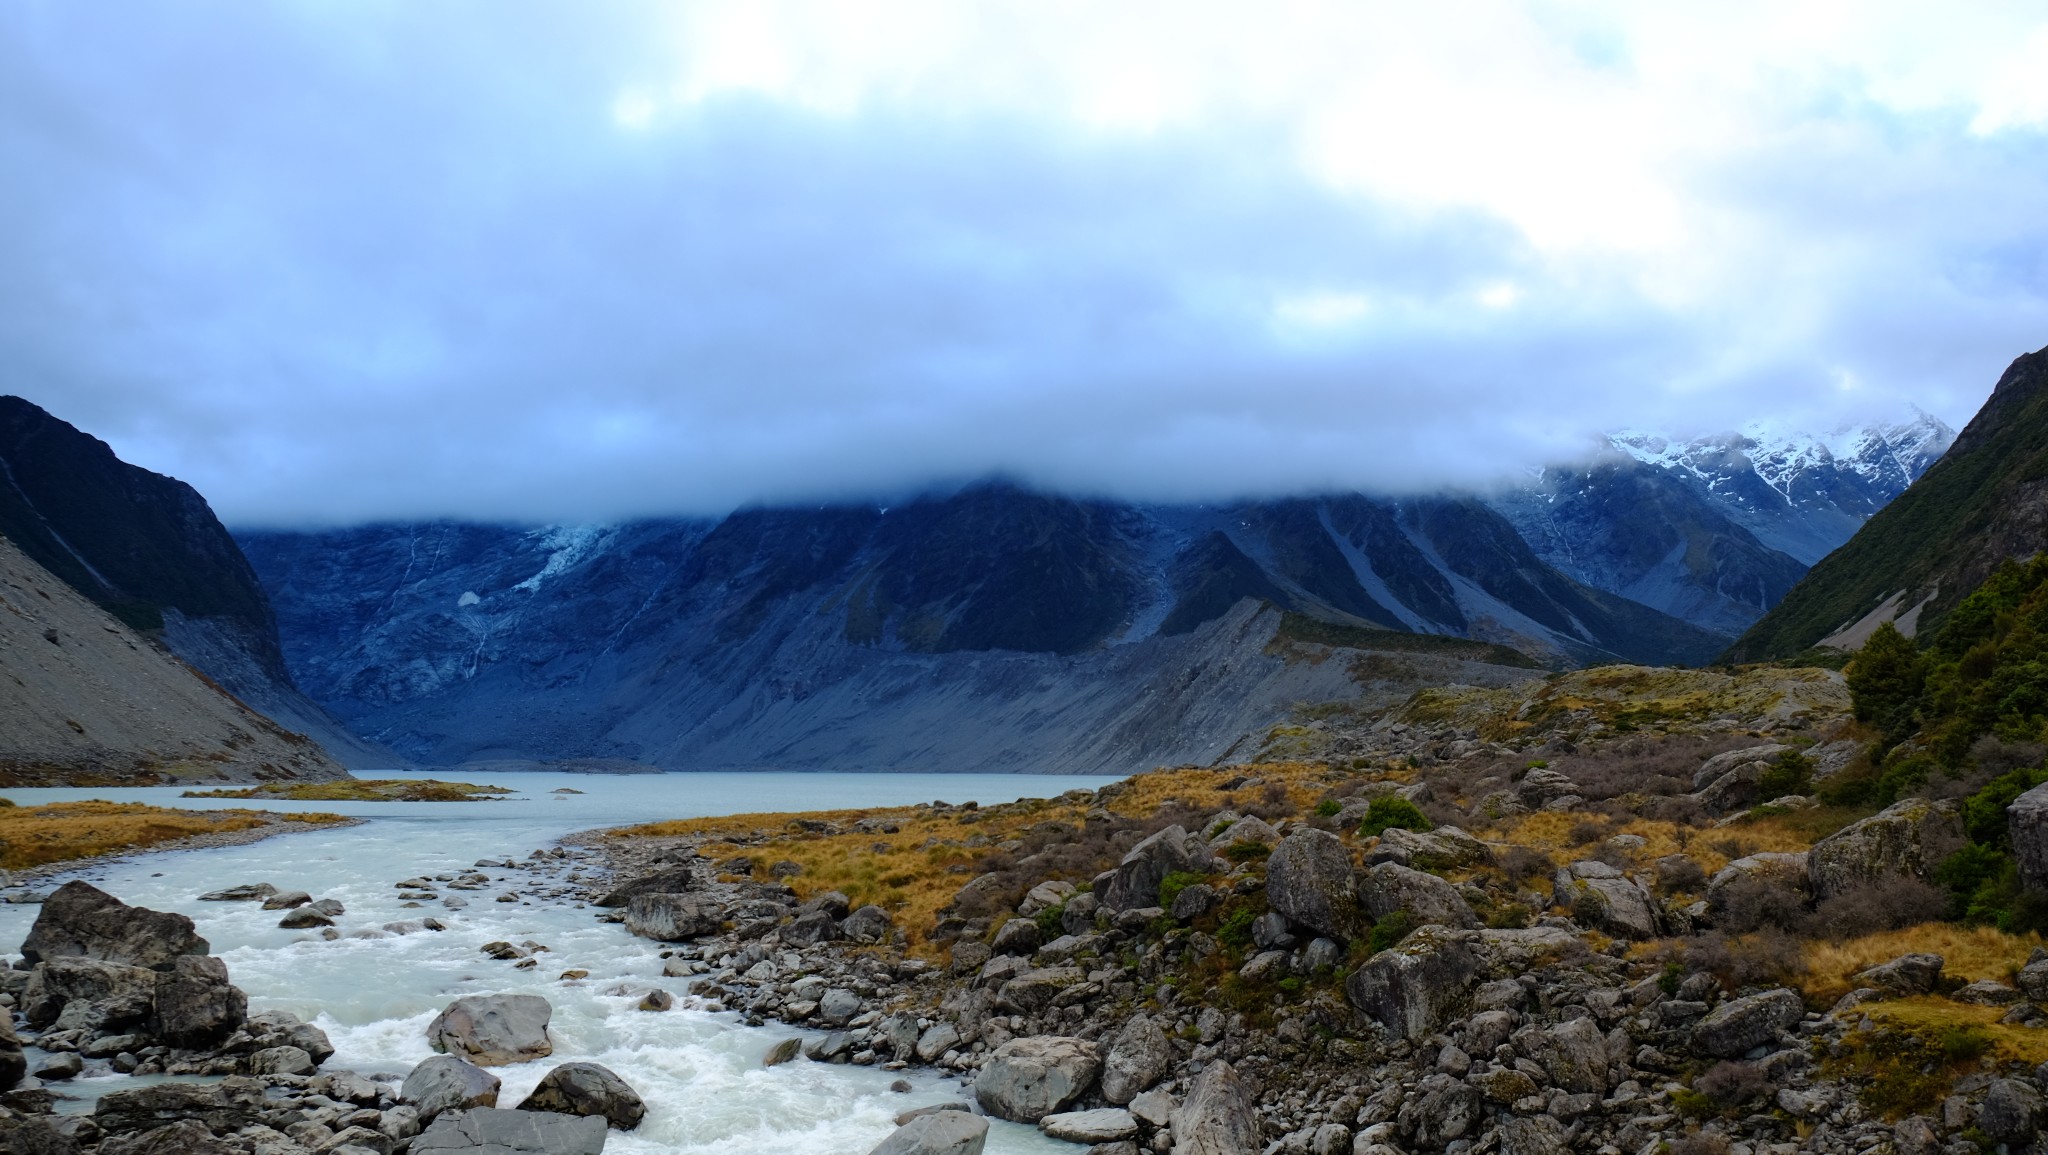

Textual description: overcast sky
[5,2,2047,525]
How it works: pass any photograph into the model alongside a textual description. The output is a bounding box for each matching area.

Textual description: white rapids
[0,771,1122,1153]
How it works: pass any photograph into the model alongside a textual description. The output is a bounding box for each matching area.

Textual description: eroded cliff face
[0,536,346,785]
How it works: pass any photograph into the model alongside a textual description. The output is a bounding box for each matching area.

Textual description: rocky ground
[551,663,2048,1155]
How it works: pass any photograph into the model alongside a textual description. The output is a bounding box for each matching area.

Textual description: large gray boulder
[1039,1108,1139,1143]
[1344,926,1479,1041]
[1266,829,1363,940]
[0,1014,22,1091]
[1517,1017,1608,1094]
[428,995,555,1066]
[1691,989,1803,1058]
[19,881,208,968]
[1397,1073,1481,1149]
[518,1062,644,1130]
[22,956,156,1030]
[1693,745,1792,789]
[594,867,696,907]
[1099,826,1216,912]
[1808,798,1966,900]
[1174,1059,1261,1155]
[411,1107,607,1154]
[1364,826,1490,870]
[868,1110,989,1155]
[1359,862,1477,931]
[151,955,246,1048]
[244,1009,336,1065]
[1706,852,1810,921]
[2012,783,2048,893]
[974,1036,1100,1123]
[1552,863,1659,940]
[403,1055,503,1122]
[1980,1078,2046,1147]
[622,894,723,941]
[1099,1014,1172,1104]
[1854,953,1945,996]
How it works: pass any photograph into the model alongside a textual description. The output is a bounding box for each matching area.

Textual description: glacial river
[0,772,1122,1153]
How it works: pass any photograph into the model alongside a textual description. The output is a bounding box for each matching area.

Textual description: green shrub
[1963,766,2048,847]
[1358,796,1433,838]
[1217,904,1258,951]
[1313,799,1342,818]
[1757,750,1814,799]
[1366,911,1416,954]
[1220,840,1271,863]
[1033,901,1067,938]
[1848,622,1927,742]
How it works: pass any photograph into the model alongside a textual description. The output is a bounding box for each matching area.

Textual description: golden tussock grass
[606,760,1368,954]
[183,779,514,802]
[1859,996,2048,1068]
[1804,924,2045,1003]
[0,800,350,871]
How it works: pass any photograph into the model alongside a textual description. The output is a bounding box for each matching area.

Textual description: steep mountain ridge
[0,535,347,785]
[0,396,395,768]
[1729,345,2048,660]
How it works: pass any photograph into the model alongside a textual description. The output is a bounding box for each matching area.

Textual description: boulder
[248,1046,314,1075]
[1552,864,1659,940]
[151,955,247,1048]
[2020,950,2048,1001]
[1693,763,1765,816]
[197,883,277,902]
[518,1061,645,1130]
[260,890,312,910]
[991,919,1043,956]
[819,988,861,1026]
[1397,1073,1480,1149]
[1364,826,1491,870]
[411,1107,606,1154]
[1705,852,1811,921]
[868,1110,989,1155]
[1039,1108,1138,1143]
[1517,1017,1608,1094]
[0,1116,79,1154]
[1098,826,1216,912]
[1693,744,1792,789]
[1808,798,1966,900]
[974,1036,1101,1122]
[1691,988,1803,1058]
[1980,1078,2045,1146]
[623,894,722,941]
[99,1119,228,1154]
[843,905,893,943]
[594,867,696,907]
[19,881,208,968]
[1209,814,1281,849]
[1173,1059,1261,1155]
[1854,953,1945,997]
[22,957,156,1029]
[783,909,845,946]
[92,1079,268,1137]
[278,907,334,929]
[1497,1115,1572,1155]
[1099,1014,1172,1104]
[428,994,554,1066]
[1265,829,1363,940]
[1358,862,1477,931]
[915,1022,962,1062]
[1344,926,1479,1041]
[1018,881,1077,916]
[2012,782,2048,893]
[0,1014,22,1091]
[995,967,1086,1014]
[244,1009,336,1064]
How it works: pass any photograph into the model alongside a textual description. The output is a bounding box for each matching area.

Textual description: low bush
[1367,910,1416,954]
[1358,796,1433,838]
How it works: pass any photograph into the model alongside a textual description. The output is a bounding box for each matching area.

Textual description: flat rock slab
[868,1110,989,1155]
[413,1107,607,1154]
[1039,1108,1138,1143]
[429,994,554,1066]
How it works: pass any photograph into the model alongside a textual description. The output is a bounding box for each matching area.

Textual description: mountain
[0,534,346,785]
[235,486,1731,771]
[0,396,394,768]
[1728,345,2048,660]
[1489,412,1954,638]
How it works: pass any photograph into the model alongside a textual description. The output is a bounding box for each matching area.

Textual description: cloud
[1,1,2046,525]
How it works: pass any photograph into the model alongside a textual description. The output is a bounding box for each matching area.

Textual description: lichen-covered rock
[1552,863,1659,940]
[1808,797,1966,900]
[1498,1115,1572,1155]
[995,967,1086,1014]
[20,881,208,968]
[1173,1059,1261,1155]
[1516,1017,1608,1094]
[1344,926,1479,1041]
[1209,814,1281,849]
[1358,862,1477,931]
[868,1110,989,1155]
[402,1054,502,1122]
[1691,988,1803,1058]
[1038,1108,1138,1143]
[1980,1077,2045,1146]
[1853,953,1945,996]
[974,1036,1100,1122]
[842,904,893,943]
[1099,826,1217,912]
[518,1061,645,1130]
[1365,826,1491,870]
[2012,782,2048,893]
[1265,829,1364,940]
[1397,1073,1480,1149]
[1018,881,1076,916]
[1693,745,1791,790]
[427,994,554,1066]
[1706,852,1810,921]
[1099,1014,1171,1105]
[991,919,1043,956]
[623,894,723,941]
[782,909,844,946]
[594,867,696,907]
[1693,762,1765,815]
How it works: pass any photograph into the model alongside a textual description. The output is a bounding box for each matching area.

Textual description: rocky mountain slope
[1729,346,2048,660]
[0,534,346,785]
[236,486,1740,770]
[0,396,391,768]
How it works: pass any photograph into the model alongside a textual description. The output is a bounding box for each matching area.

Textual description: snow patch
[514,525,613,593]
[457,591,481,608]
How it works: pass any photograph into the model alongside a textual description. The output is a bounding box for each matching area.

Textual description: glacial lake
[0,771,1124,1153]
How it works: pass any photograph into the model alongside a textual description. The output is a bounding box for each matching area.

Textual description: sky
[4,2,2048,526]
